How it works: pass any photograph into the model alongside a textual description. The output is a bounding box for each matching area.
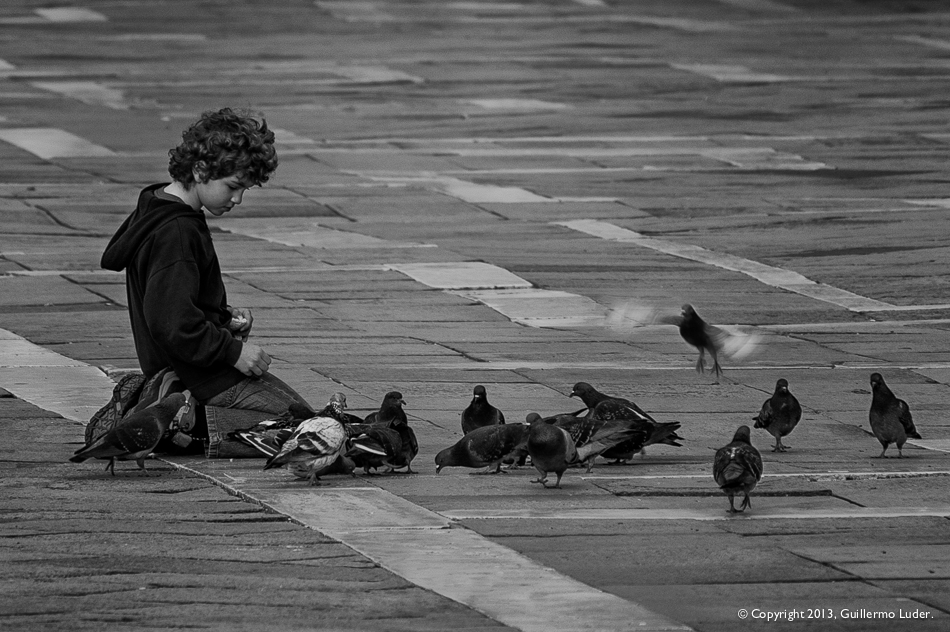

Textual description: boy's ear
[192,161,209,184]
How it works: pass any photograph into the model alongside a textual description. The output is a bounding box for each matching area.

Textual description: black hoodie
[101,184,244,402]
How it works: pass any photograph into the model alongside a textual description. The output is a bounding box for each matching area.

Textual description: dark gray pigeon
[70,393,187,475]
[526,415,642,489]
[660,304,726,380]
[570,383,683,466]
[570,381,653,421]
[713,425,763,513]
[436,424,530,474]
[364,391,408,425]
[348,391,418,474]
[869,373,921,458]
[461,385,506,434]
[753,378,802,452]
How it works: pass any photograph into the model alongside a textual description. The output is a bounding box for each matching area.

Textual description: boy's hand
[234,343,271,377]
[228,306,253,341]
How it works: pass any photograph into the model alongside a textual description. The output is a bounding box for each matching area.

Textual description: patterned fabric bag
[84,372,148,443]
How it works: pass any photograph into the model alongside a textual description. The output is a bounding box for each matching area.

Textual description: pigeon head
[329,392,348,408]
[681,304,695,316]
[732,425,753,444]
[869,373,894,399]
[435,446,455,473]
[525,412,542,423]
[383,391,405,406]
[776,378,789,393]
[472,385,487,400]
[570,382,593,399]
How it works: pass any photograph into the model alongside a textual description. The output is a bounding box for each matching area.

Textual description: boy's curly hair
[168,108,277,187]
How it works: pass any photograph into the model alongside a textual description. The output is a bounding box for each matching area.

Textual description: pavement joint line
[417,360,950,371]
[555,219,907,313]
[583,471,950,480]
[437,507,950,521]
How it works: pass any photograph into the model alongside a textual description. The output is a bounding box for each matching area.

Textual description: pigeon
[753,378,803,452]
[460,385,506,435]
[263,415,348,485]
[869,373,921,458]
[660,304,726,380]
[569,383,683,466]
[570,382,653,421]
[388,415,419,473]
[347,392,418,474]
[363,391,408,425]
[319,392,365,426]
[289,454,356,481]
[70,393,187,475]
[436,424,530,474]
[526,415,643,489]
[713,425,763,513]
[347,424,404,474]
[230,393,361,458]
[230,401,317,458]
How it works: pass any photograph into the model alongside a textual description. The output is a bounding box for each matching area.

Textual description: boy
[100,108,311,457]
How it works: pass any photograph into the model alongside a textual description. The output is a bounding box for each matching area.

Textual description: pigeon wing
[897,399,921,439]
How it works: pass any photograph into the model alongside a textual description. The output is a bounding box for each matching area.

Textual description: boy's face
[194,173,251,216]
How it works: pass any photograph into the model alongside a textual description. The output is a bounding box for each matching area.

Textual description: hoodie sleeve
[141,219,243,370]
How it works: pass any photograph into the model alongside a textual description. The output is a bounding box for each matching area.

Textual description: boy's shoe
[85,372,148,443]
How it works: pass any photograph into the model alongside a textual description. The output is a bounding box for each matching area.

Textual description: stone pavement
[2,0,950,630]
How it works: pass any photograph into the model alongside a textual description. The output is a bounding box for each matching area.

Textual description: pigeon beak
[436,464,443,474]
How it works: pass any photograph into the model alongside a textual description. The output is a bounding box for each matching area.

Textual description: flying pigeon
[263,415,348,485]
[869,373,921,458]
[363,391,408,425]
[461,385,506,435]
[70,393,187,475]
[753,378,802,452]
[526,415,642,489]
[436,424,530,474]
[713,425,763,513]
[660,304,727,379]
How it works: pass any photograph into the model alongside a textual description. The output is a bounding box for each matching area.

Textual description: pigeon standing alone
[713,425,763,513]
[869,373,921,458]
[753,378,803,452]
[460,385,506,434]
[435,424,530,474]
[70,393,187,475]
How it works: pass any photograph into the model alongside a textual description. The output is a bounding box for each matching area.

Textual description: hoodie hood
[101,184,203,272]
